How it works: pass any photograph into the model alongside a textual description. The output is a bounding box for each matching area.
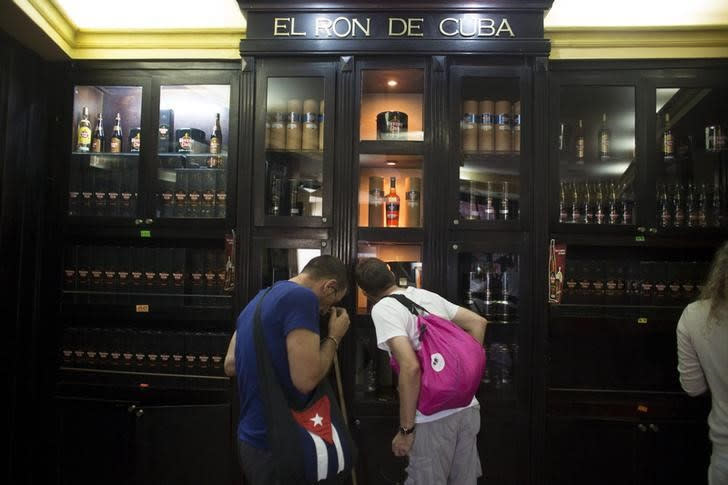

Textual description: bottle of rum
[548,240,558,301]
[673,184,685,227]
[659,184,672,228]
[92,113,105,153]
[608,182,620,224]
[687,183,699,228]
[500,181,510,221]
[484,181,496,221]
[663,113,674,160]
[110,113,123,153]
[598,113,610,161]
[595,182,606,224]
[575,119,585,165]
[583,182,594,224]
[621,183,633,225]
[698,184,709,227]
[77,106,92,152]
[385,177,400,227]
[559,181,568,223]
[210,113,222,155]
[571,181,582,224]
[713,184,723,227]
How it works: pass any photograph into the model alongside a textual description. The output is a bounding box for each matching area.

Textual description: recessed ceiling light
[386,161,397,166]
[387,80,398,87]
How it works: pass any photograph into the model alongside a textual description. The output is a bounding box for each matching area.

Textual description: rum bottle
[583,182,594,224]
[621,183,633,225]
[698,184,708,227]
[673,184,685,227]
[210,113,222,155]
[575,119,585,164]
[500,181,510,221]
[687,183,699,228]
[548,240,558,301]
[663,113,674,160]
[598,113,610,161]
[595,182,606,224]
[110,113,123,153]
[559,181,568,223]
[91,113,105,153]
[713,185,723,227]
[659,184,672,228]
[571,181,582,223]
[385,177,400,227]
[608,182,620,224]
[77,106,92,152]
[484,181,496,221]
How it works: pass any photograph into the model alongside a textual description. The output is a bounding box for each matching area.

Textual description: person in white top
[677,241,728,485]
[355,258,487,485]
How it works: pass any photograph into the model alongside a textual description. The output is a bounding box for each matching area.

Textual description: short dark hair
[355,258,395,295]
[301,255,348,291]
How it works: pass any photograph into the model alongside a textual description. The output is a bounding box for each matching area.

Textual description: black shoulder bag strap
[384,293,430,315]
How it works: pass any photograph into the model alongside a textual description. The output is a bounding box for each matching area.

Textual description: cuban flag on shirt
[291,395,351,482]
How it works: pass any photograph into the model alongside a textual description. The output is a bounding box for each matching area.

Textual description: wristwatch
[398,424,416,435]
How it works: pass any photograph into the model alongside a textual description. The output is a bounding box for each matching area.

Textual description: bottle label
[496,114,511,126]
[463,113,476,123]
[675,209,685,226]
[179,133,192,151]
[572,208,582,224]
[78,127,91,149]
[216,192,227,203]
[110,138,122,153]
[478,113,493,124]
[576,138,585,159]
[600,134,609,156]
[559,207,568,223]
[202,191,215,203]
[131,134,141,151]
[287,112,301,123]
[92,139,102,153]
[596,209,605,224]
[664,134,673,155]
[514,114,521,126]
[661,208,672,227]
[210,137,220,154]
[175,190,187,204]
[159,126,169,137]
[304,112,318,123]
[370,189,384,206]
[406,191,420,205]
[609,207,619,224]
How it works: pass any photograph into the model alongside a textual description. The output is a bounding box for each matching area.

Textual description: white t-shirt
[370,286,480,424]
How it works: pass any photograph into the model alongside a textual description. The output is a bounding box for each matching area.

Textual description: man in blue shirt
[224,255,350,485]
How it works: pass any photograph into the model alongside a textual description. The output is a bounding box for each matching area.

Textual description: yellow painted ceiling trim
[71,48,243,60]
[74,32,243,49]
[547,27,728,59]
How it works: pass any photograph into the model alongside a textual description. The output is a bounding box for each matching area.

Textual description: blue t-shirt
[235,281,320,449]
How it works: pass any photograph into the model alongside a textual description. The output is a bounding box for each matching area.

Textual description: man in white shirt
[355,258,487,484]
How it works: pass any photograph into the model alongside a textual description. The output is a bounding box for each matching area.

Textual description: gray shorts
[405,406,482,485]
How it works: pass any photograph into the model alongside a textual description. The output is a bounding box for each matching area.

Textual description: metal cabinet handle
[144,218,154,225]
[648,227,658,234]
[636,226,646,233]
[453,219,460,225]
[127,405,137,413]
[452,244,459,251]
[134,219,143,225]
[135,409,144,418]
[637,424,647,432]
[321,241,328,248]
[321,217,328,223]
[649,424,659,432]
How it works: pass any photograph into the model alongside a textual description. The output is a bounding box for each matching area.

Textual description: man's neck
[290,273,315,291]
[380,285,402,298]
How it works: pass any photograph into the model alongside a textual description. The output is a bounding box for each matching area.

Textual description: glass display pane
[360,69,424,142]
[62,245,232,309]
[358,155,423,228]
[265,78,325,217]
[356,243,422,314]
[69,86,142,217]
[654,87,727,229]
[458,77,520,223]
[354,325,397,403]
[156,85,231,219]
[261,248,321,287]
[557,86,636,225]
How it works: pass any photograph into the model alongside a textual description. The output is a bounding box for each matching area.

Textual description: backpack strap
[384,293,430,316]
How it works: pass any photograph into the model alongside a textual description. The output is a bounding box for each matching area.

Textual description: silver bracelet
[323,335,339,350]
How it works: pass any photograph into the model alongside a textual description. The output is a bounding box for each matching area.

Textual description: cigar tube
[495,100,512,152]
[478,100,494,152]
[368,176,385,227]
[405,176,422,228]
[269,104,286,150]
[462,100,478,152]
[302,98,319,151]
[285,99,303,150]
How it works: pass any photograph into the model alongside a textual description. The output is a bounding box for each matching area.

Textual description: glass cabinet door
[555,85,636,227]
[155,84,231,220]
[652,85,727,231]
[250,239,329,294]
[451,67,526,228]
[446,237,530,406]
[255,62,334,227]
[69,85,143,218]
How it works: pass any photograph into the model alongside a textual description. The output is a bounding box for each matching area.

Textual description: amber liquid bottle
[575,119,585,164]
[385,177,400,227]
[598,113,610,161]
[210,113,222,154]
[91,113,105,153]
[77,106,92,152]
[663,113,674,160]
[110,113,123,153]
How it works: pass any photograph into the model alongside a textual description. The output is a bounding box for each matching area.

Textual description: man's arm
[388,335,420,457]
[224,330,237,377]
[677,319,707,396]
[451,307,487,345]
[287,307,350,394]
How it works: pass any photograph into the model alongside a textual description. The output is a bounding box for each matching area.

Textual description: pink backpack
[385,294,486,416]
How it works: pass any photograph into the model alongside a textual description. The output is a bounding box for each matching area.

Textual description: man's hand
[328,306,350,340]
[392,432,415,457]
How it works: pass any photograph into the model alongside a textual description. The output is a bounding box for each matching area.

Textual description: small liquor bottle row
[63,245,232,306]
[267,162,323,217]
[561,259,709,306]
[266,99,325,151]
[465,255,519,322]
[558,113,614,163]
[368,176,421,228]
[462,99,521,153]
[158,169,227,219]
[656,182,724,228]
[559,179,634,225]
[459,180,519,222]
[60,327,229,377]
[68,162,138,217]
